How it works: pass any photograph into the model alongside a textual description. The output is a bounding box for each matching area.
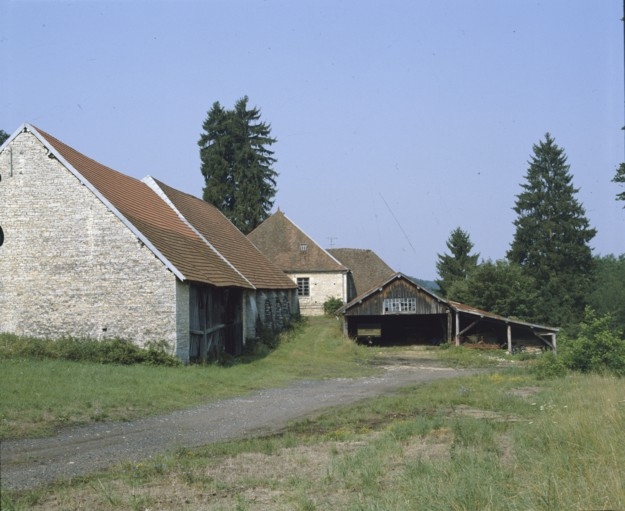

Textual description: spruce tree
[199,96,277,234]
[613,162,625,204]
[435,227,479,297]
[508,133,596,326]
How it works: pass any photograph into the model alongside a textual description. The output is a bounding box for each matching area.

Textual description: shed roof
[247,210,348,273]
[339,272,559,333]
[24,124,292,290]
[327,248,395,296]
[448,301,559,333]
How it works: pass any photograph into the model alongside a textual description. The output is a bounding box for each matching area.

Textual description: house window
[297,277,310,297]
[383,297,417,314]
[300,243,307,253]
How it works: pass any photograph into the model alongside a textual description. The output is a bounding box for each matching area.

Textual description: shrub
[0,333,180,366]
[561,308,625,376]
[144,340,181,367]
[532,351,567,379]
[323,297,344,316]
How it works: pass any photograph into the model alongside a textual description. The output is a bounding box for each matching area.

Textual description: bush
[323,297,344,316]
[561,308,625,376]
[532,351,567,379]
[0,333,180,366]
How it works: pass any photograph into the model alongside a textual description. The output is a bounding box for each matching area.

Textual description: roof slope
[448,300,559,333]
[247,210,347,273]
[328,248,395,295]
[151,179,296,290]
[30,125,254,288]
[339,272,559,333]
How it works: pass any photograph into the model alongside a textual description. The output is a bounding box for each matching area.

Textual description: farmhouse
[0,124,298,363]
[248,210,352,315]
[338,273,558,353]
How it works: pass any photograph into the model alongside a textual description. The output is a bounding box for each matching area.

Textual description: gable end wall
[289,272,346,316]
[0,132,179,349]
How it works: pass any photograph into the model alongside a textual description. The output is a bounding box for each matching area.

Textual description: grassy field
[3,318,625,510]
[0,317,374,439]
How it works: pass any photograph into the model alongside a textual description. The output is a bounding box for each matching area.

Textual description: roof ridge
[144,177,255,289]
[277,211,348,271]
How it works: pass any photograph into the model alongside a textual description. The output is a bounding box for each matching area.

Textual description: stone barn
[0,124,298,363]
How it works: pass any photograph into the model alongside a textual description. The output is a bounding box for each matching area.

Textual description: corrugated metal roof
[448,301,559,332]
[248,210,348,273]
[30,125,254,289]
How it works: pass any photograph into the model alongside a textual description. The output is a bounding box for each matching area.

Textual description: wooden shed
[338,273,558,353]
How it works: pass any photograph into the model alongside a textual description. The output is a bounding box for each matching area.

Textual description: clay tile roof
[327,248,395,296]
[152,179,296,290]
[247,210,348,273]
[33,126,253,288]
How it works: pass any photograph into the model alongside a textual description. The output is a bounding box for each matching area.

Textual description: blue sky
[2,0,623,279]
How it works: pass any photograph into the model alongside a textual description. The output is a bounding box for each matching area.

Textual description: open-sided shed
[338,273,558,353]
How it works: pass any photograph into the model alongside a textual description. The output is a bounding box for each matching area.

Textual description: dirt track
[1,353,477,491]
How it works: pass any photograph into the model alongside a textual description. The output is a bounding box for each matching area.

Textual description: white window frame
[383,297,417,314]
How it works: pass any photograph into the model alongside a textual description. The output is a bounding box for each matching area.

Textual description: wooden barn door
[223,288,243,356]
[189,284,244,362]
[189,284,223,362]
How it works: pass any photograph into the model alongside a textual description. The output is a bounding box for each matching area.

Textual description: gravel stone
[1,363,475,490]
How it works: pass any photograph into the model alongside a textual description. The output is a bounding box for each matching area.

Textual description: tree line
[437,133,625,335]
[4,100,624,336]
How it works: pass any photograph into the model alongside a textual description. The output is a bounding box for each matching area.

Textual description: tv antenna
[327,236,338,248]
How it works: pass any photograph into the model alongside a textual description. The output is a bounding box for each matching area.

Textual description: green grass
[5,369,625,510]
[0,317,374,439]
[5,319,625,509]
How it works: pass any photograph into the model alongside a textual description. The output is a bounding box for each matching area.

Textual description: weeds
[0,333,180,366]
[4,372,625,510]
[4,318,625,509]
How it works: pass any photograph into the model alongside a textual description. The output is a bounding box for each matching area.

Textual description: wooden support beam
[458,317,482,337]
[190,323,225,336]
[535,331,557,354]
[507,324,512,354]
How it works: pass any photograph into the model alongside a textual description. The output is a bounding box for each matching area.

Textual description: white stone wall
[289,272,346,316]
[175,280,190,359]
[0,131,179,351]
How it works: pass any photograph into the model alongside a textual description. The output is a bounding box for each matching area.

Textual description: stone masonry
[0,130,180,351]
[289,271,347,316]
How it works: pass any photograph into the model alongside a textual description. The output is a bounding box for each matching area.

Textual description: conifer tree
[199,96,277,234]
[508,133,596,326]
[435,227,479,297]
[0,130,9,146]
[448,259,538,320]
[613,162,625,204]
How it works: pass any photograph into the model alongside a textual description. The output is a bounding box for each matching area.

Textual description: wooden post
[507,324,512,354]
[455,311,460,346]
[552,333,557,355]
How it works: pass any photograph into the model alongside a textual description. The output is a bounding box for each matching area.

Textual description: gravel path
[1,362,475,491]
